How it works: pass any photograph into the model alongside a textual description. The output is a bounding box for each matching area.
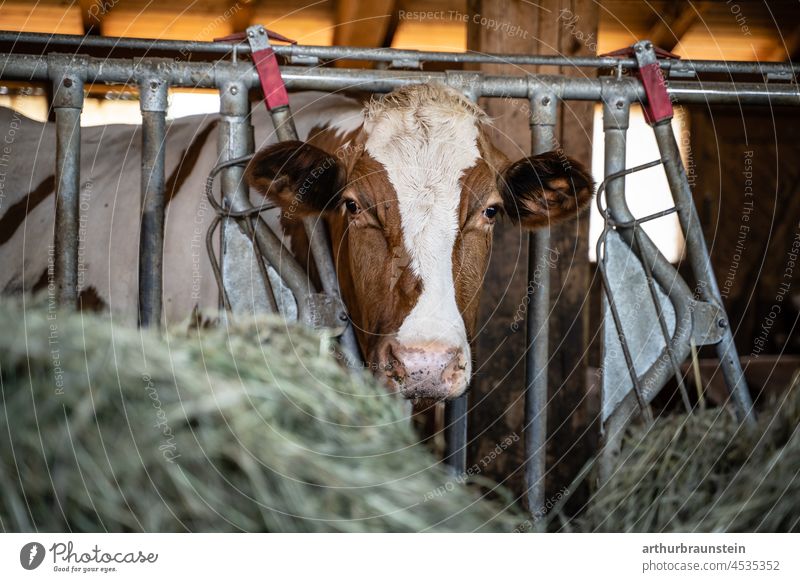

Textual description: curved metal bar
[598,86,695,478]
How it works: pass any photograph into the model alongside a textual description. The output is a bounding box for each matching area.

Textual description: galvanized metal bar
[48,56,84,307]
[137,75,168,327]
[596,230,654,422]
[598,82,695,481]
[523,84,558,519]
[443,395,468,474]
[652,121,757,425]
[440,72,483,476]
[3,55,800,106]
[629,226,693,413]
[217,78,284,317]
[5,31,800,76]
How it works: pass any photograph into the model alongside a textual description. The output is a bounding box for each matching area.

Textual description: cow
[245,83,593,401]
[0,83,592,402]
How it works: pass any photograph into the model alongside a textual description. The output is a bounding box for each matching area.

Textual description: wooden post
[466,0,598,514]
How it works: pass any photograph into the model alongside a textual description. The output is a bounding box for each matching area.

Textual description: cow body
[0,92,362,323]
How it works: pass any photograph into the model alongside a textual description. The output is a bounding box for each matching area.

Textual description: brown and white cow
[246,83,593,401]
[0,84,591,402]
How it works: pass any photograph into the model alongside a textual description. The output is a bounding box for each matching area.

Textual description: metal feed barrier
[2,29,799,518]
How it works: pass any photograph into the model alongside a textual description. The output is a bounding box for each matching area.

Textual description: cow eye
[344,199,360,215]
[483,206,498,220]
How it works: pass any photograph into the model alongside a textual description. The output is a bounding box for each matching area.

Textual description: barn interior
[1,0,799,524]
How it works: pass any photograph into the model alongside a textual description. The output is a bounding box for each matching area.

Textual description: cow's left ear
[498,150,594,229]
[246,140,346,217]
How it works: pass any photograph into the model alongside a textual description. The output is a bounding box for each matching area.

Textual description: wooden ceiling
[1,0,798,61]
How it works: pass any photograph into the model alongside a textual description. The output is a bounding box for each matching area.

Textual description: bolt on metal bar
[652,121,757,426]
[137,74,168,327]
[4,31,800,77]
[524,86,557,521]
[48,55,84,307]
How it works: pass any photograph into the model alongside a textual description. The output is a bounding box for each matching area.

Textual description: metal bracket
[138,75,168,112]
[47,54,86,108]
[445,70,483,102]
[691,300,726,346]
[765,70,794,83]
[668,61,697,79]
[303,294,349,337]
[527,76,560,127]
[390,58,422,70]
[288,54,319,66]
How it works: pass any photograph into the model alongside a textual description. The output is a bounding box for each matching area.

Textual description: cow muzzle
[379,340,469,401]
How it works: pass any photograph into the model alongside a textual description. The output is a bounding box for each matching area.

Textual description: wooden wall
[689,105,800,359]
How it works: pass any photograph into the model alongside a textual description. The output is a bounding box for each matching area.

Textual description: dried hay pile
[581,372,800,532]
[0,299,521,532]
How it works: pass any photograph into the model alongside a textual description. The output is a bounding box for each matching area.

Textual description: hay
[0,298,522,532]
[581,371,800,532]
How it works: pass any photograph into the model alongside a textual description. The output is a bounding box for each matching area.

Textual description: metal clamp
[445,70,483,102]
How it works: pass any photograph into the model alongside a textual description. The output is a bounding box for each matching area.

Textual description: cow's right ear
[245,140,345,216]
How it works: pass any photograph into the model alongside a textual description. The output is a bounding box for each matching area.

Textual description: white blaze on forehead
[364,85,481,360]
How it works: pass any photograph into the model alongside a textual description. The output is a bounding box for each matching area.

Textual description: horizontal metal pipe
[3,30,799,76]
[2,54,798,106]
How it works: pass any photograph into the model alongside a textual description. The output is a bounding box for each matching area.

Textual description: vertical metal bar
[442,72,481,476]
[652,122,756,426]
[443,395,467,473]
[138,76,168,326]
[524,88,557,518]
[50,61,84,307]
[217,78,278,316]
[599,89,634,482]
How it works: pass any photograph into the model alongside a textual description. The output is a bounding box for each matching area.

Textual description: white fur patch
[327,107,365,139]
[364,86,481,369]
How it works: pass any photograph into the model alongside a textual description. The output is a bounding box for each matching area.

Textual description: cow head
[247,84,593,402]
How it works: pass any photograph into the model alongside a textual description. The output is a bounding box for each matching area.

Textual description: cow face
[247,84,593,402]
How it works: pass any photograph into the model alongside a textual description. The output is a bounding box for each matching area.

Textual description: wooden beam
[645,2,708,52]
[333,0,396,48]
[764,24,800,61]
[228,0,256,35]
[78,0,105,36]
